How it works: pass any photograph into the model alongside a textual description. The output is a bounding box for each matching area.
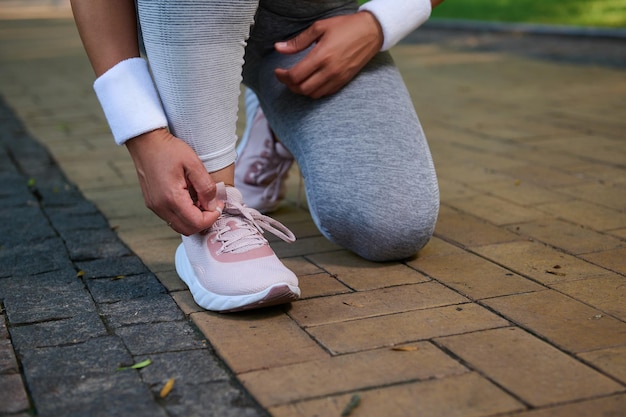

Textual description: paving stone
[609,227,626,240]
[239,342,468,407]
[44,201,110,232]
[160,381,266,417]
[537,200,626,231]
[509,218,625,255]
[499,394,626,417]
[473,240,613,285]
[308,303,509,354]
[0,268,83,300]
[281,256,325,276]
[271,235,341,258]
[484,291,626,353]
[154,269,185,292]
[19,336,131,378]
[269,372,524,417]
[0,205,57,246]
[436,162,515,185]
[0,237,73,278]
[0,373,29,414]
[0,172,39,205]
[437,177,480,201]
[436,327,623,407]
[171,290,204,315]
[116,321,207,356]
[191,309,328,373]
[33,373,167,417]
[446,194,548,226]
[128,236,179,271]
[498,163,588,188]
[298,272,351,299]
[137,349,229,388]
[9,312,107,352]
[4,285,98,324]
[75,255,150,279]
[305,250,429,291]
[0,186,35,208]
[99,295,184,328]
[582,247,626,275]
[578,346,626,384]
[469,178,572,207]
[408,250,543,299]
[266,218,321,242]
[558,182,626,211]
[288,282,468,327]
[435,204,525,247]
[86,273,166,303]
[551,274,626,321]
[411,236,467,259]
[17,331,164,417]
[0,338,18,374]
[36,182,87,207]
[62,228,131,261]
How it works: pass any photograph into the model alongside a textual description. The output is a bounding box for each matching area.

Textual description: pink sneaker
[175,184,300,312]
[235,102,294,213]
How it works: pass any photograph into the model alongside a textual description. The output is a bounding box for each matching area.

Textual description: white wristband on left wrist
[93,57,168,145]
[359,0,432,51]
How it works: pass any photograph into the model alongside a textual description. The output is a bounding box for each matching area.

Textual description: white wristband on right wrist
[359,0,432,51]
[93,57,168,145]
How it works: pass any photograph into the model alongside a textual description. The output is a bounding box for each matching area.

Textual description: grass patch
[430,0,626,28]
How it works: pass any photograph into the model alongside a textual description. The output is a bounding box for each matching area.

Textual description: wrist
[358,10,384,52]
[94,57,168,146]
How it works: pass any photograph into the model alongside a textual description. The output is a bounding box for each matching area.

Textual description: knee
[313,197,439,262]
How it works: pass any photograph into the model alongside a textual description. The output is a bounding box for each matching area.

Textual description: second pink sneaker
[235,98,294,213]
[175,184,299,312]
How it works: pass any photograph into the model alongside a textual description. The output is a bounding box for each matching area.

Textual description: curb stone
[0,96,268,417]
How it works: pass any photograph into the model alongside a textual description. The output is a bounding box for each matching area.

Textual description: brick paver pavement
[1,12,625,417]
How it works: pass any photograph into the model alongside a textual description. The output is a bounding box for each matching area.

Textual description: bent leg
[249,51,439,261]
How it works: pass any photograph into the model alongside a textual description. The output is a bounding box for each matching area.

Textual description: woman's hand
[125,128,222,235]
[274,11,383,99]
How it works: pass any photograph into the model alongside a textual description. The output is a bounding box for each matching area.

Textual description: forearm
[71,0,167,145]
[70,0,139,76]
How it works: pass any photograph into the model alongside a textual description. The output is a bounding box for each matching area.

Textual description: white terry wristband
[359,0,432,51]
[93,57,168,145]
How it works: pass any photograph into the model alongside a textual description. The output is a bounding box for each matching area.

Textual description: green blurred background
[359,0,626,28]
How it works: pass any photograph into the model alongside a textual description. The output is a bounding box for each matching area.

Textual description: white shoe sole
[175,244,300,313]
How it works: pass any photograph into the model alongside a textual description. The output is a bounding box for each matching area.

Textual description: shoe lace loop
[212,196,295,254]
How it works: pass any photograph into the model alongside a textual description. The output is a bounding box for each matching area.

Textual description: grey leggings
[137,0,439,261]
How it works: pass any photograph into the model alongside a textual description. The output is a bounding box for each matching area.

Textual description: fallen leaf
[160,378,175,398]
[27,178,36,188]
[342,301,364,308]
[76,270,85,277]
[111,275,125,280]
[117,359,152,371]
[391,345,419,352]
[341,394,361,417]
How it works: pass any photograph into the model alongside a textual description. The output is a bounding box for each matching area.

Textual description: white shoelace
[210,196,296,255]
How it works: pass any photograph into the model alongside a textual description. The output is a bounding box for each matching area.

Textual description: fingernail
[275,42,287,48]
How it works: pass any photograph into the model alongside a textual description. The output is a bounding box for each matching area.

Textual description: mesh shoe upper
[235,105,294,213]
[180,185,297,297]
